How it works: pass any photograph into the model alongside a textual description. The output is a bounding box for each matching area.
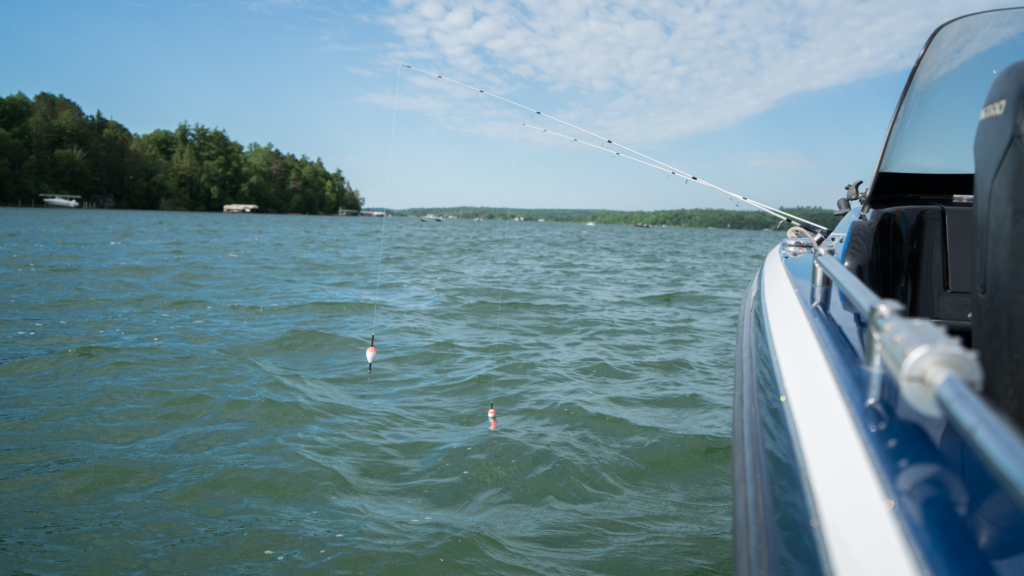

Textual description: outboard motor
[973,61,1024,427]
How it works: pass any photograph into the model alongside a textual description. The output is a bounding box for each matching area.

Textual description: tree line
[0,92,362,213]
[393,206,842,230]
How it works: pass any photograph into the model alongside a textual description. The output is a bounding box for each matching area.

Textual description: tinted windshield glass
[879,9,1024,174]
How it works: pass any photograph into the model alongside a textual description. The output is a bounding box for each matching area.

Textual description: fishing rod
[518,123,803,227]
[401,64,827,231]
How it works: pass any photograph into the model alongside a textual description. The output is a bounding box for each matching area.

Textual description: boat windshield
[879,9,1024,174]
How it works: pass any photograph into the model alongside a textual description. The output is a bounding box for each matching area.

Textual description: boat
[474,217,482,222]
[632,223,650,228]
[419,214,443,222]
[585,222,596,226]
[734,9,1024,575]
[39,194,80,208]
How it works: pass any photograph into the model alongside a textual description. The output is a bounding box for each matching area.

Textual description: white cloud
[382,0,1019,144]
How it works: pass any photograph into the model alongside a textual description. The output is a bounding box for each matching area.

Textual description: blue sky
[2,1,1017,211]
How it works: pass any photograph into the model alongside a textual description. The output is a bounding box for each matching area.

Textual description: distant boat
[474,217,481,222]
[632,223,650,228]
[419,214,443,222]
[40,194,80,208]
[585,222,596,226]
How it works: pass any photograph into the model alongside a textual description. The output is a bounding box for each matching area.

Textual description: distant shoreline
[1,203,840,232]
[377,206,840,231]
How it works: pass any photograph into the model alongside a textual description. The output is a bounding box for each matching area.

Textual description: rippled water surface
[1,208,783,575]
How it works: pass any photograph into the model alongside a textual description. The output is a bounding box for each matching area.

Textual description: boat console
[844,43,1024,427]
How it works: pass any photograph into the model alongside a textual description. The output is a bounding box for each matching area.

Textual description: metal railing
[812,246,1024,510]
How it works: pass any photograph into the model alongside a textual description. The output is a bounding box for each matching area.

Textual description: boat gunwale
[778,232,1024,574]
[757,245,923,575]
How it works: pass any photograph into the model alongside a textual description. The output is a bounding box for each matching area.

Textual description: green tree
[0,90,364,212]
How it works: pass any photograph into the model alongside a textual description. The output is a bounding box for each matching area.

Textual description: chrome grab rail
[812,247,1024,510]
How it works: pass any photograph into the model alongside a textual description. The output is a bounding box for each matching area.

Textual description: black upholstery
[973,61,1024,427]
[844,205,973,339]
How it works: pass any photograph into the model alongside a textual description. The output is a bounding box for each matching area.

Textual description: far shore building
[223,204,258,213]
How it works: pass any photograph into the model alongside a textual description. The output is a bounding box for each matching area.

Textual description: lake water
[0,208,783,575]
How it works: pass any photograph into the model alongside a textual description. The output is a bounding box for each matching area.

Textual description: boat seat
[843,203,973,343]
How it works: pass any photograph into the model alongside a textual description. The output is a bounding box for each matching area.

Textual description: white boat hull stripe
[761,248,920,576]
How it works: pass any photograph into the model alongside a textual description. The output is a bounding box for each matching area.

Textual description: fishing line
[487,123,521,426]
[519,124,797,229]
[367,65,403,376]
[401,64,826,231]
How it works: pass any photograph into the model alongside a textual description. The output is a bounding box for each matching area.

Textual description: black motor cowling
[973,61,1024,427]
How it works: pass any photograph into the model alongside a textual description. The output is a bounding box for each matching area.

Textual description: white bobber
[366,347,377,364]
